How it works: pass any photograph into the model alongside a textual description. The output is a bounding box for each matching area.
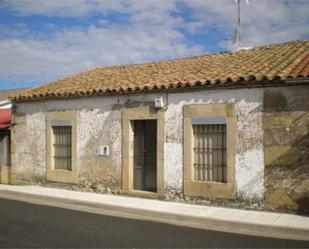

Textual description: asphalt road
[0,198,308,248]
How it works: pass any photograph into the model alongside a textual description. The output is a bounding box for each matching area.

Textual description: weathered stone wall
[263,85,309,214]
[12,87,266,206]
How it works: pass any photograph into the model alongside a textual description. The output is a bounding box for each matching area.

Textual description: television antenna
[233,0,250,50]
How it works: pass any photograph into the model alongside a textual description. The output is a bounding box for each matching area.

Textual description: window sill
[47,169,77,184]
[51,169,72,172]
[184,180,236,199]
[191,180,228,185]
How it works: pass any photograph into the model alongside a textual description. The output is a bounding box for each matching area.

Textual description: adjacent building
[0,88,28,183]
[9,40,309,214]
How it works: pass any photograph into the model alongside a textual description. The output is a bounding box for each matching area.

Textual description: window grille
[193,124,227,182]
[52,126,72,171]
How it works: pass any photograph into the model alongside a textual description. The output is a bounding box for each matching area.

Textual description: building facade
[9,40,309,214]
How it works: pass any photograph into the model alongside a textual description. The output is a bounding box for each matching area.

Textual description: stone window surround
[183,103,236,199]
[46,110,77,184]
[122,106,165,197]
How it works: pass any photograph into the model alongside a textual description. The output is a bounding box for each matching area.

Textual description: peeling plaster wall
[164,142,183,194]
[11,112,47,182]
[12,94,163,192]
[12,88,264,200]
[165,88,264,199]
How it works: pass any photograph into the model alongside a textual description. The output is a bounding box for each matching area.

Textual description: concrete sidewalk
[0,184,308,241]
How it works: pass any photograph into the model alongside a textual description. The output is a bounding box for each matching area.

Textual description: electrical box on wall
[98,145,109,156]
[154,96,164,108]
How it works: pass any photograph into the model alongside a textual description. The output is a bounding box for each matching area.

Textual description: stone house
[9,40,309,214]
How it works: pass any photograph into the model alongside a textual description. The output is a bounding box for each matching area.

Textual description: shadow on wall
[263,87,309,215]
[264,128,309,214]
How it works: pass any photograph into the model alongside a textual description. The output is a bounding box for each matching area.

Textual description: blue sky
[0,0,308,90]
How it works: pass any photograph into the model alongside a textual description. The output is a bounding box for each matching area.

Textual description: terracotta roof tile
[11,40,309,102]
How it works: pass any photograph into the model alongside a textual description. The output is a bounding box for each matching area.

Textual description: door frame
[122,106,165,196]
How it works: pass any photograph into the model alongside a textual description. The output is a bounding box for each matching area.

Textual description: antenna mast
[234,0,241,50]
[233,0,249,51]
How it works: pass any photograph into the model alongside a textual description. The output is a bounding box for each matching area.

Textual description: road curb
[0,189,308,241]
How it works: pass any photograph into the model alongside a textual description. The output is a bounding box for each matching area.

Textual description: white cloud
[1,0,177,19]
[3,0,308,47]
[0,0,205,84]
[0,0,124,17]
[184,0,309,48]
[0,24,203,83]
[0,0,308,85]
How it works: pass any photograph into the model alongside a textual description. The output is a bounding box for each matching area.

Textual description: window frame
[183,104,236,199]
[47,111,77,183]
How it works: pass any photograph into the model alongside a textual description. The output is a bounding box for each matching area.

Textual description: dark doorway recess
[133,120,157,192]
[0,130,11,167]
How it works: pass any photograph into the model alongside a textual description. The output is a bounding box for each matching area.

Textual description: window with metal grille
[52,126,72,171]
[193,124,227,182]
